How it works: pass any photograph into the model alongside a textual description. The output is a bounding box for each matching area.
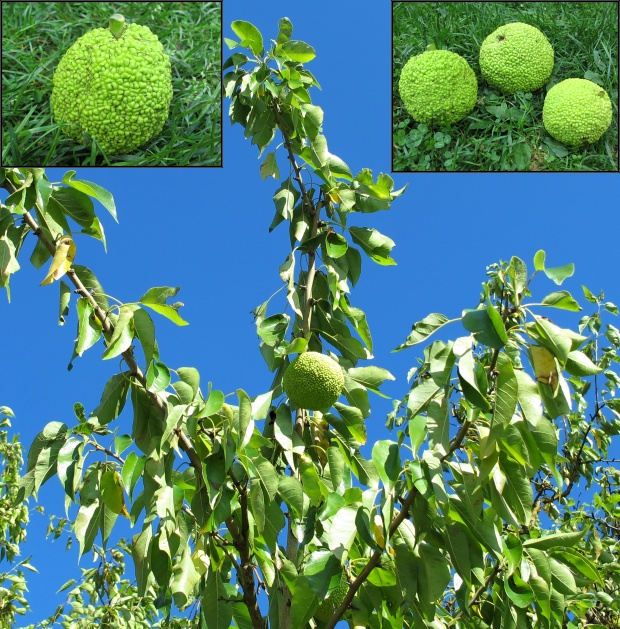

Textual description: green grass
[393,1,619,172]
[1,1,221,167]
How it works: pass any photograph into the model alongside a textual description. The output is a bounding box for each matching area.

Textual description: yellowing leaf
[530,345,559,391]
[101,470,129,518]
[40,236,75,285]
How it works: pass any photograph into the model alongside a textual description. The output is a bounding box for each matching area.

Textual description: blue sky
[2,0,620,623]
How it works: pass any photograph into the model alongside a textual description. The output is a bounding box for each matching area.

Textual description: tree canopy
[1,17,619,629]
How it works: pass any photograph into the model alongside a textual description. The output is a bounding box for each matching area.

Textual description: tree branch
[324,408,474,628]
[226,511,266,629]
[2,176,204,484]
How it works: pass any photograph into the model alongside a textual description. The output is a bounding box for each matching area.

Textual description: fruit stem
[109,14,126,39]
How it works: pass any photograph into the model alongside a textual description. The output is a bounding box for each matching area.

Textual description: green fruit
[51,14,172,153]
[283,352,344,411]
[398,49,478,126]
[542,78,612,146]
[314,575,349,623]
[479,22,554,93]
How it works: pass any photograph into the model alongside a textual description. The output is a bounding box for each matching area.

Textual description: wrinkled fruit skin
[543,78,612,146]
[314,577,349,623]
[283,352,344,411]
[479,22,554,93]
[398,49,478,126]
[52,23,172,153]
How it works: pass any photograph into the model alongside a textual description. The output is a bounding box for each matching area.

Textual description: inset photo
[1,1,222,167]
[393,1,618,172]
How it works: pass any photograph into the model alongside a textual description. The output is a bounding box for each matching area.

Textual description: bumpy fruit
[51,14,172,153]
[479,22,554,93]
[283,352,344,411]
[314,575,349,622]
[542,78,612,146]
[398,49,478,126]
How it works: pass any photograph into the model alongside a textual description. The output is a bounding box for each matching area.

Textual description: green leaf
[461,305,507,349]
[102,305,135,359]
[406,378,442,417]
[280,40,316,62]
[237,389,254,450]
[131,526,153,596]
[290,576,320,627]
[564,350,602,376]
[177,367,200,399]
[499,454,532,523]
[534,250,575,285]
[444,523,473,585]
[517,396,554,464]
[349,226,396,265]
[257,313,289,346]
[248,478,266,534]
[414,541,451,607]
[260,151,280,180]
[201,570,233,627]
[523,530,586,550]
[58,280,71,324]
[299,456,327,506]
[203,389,224,416]
[505,575,535,607]
[531,315,573,362]
[61,171,117,221]
[75,500,101,556]
[50,188,106,248]
[231,20,263,56]
[394,313,450,350]
[56,437,84,501]
[548,548,603,585]
[541,290,581,312]
[456,342,492,412]
[278,475,304,519]
[328,446,346,492]
[0,233,20,285]
[548,556,576,595]
[372,440,400,490]
[122,452,145,500]
[29,237,50,270]
[19,421,68,500]
[271,179,299,231]
[75,298,102,356]
[100,470,127,515]
[140,285,179,304]
[581,285,597,303]
[512,142,531,171]
[330,402,367,444]
[248,456,278,501]
[494,352,518,427]
[325,231,348,259]
[133,308,156,366]
[161,404,187,447]
[509,256,527,297]
[344,247,362,287]
[346,366,395,392]
[146,360,170,393]
[141,303,188,326]
[114,434,132,456]
[533,249,546,271]
[325,151,353,181]
[275,17,293,44]
[138,287,188,325]
[91,373,131,425]
[300,103,323,139]
[72,265,109,312]
[323,505,358,554]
